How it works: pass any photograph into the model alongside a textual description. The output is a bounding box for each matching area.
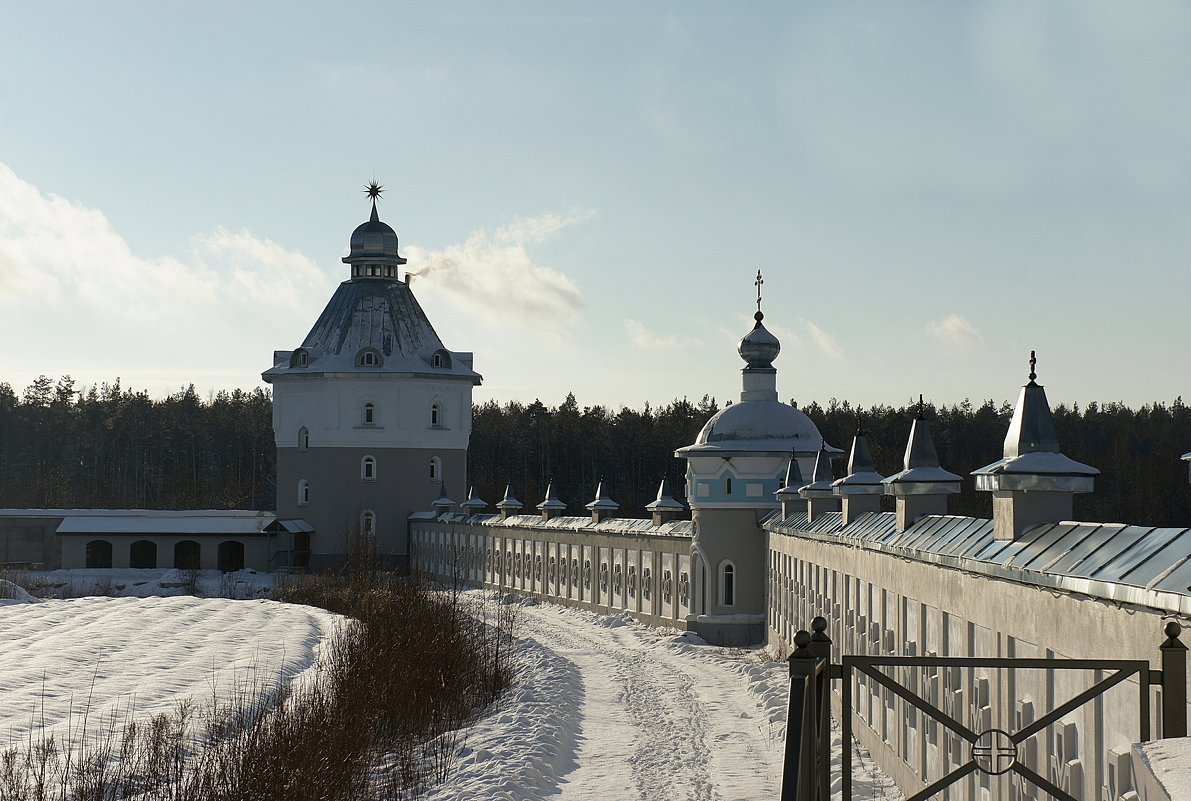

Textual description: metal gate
[781,619,1188,801]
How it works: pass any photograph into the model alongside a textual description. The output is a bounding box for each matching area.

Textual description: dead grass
[0,571,517,800]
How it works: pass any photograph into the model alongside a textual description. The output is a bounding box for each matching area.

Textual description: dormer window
[290,349,309,368]
[431,349,452,368]
[363,402,376,425]
[356,349,382,368]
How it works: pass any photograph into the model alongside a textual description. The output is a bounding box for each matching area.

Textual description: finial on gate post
[1161,621,1188,738]
[809,616,831,661]
[917,394,925,420]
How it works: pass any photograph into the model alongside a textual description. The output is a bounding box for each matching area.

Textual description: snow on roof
[262,279,480,383]
[56,513,275,536]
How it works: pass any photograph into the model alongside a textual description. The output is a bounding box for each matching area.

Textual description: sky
[1,2,1188,411]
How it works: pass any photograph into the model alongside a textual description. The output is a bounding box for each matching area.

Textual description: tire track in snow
[518,604,721,801]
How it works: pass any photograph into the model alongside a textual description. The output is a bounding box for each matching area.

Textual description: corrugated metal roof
[416,512,693,538]
[767,511,1191,613]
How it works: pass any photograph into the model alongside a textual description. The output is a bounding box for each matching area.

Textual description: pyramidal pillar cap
[883,399,962,497]
[833,415,886,497]
[972,351,1099,494]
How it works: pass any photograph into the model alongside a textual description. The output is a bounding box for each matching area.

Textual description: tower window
[361,510,375,537]
[357,349,382,367]
[361,455,377,481]
[298,479,309,506]
[363,402,376,425]
[725,477,733,495]
[298,426,309,451]
[720,561,736,607]
[429,456,442,482]
[430,402,442,427]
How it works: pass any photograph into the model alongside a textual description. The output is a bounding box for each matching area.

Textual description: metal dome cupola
[737,271,779,369]
[342,181,407,280]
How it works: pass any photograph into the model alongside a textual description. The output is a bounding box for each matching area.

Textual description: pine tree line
[1,376,1188,527]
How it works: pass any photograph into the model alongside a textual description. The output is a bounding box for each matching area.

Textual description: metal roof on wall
[766,511,1191,613]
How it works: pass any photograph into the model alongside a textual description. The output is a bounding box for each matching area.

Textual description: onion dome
[738,312,780,369]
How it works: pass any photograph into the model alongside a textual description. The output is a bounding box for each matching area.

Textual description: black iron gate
[781,619,1188,801]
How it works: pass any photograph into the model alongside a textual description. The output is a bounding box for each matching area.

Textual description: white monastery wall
[767,523,1188,801]
[410,514,697,628]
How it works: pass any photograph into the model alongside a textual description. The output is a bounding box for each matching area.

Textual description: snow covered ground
[0,589,340,750]
[0,576,899,800]
[2,567,278,600]
[427,596,901,801]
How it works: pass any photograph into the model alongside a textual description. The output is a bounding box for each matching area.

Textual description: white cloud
[927,313,983,349]
[0,162,331,321]
[624,319,702,351]
[403,212,588,327]
[805,320,844,360]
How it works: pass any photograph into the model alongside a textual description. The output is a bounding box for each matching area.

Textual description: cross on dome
[754,270,764,319]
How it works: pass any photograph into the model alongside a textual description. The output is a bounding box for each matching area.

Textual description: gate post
[810,616,832,801]
[1161,621,1188,738]
[783,631,818,801]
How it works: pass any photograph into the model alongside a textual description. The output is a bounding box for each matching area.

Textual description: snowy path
[428,598,899,801]
[0,594,341,747]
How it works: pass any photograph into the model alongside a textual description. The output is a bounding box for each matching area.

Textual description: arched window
[218,541,245,572]
[432,349,452,368]
[175,541,201,571]
[725,476,733,495]
[356,348,383,368]
[429,456,442,482]
[363,402,376,425]
[361,455,377,481]
[298,426,309,451]
[720,561,736,607]
[298,479,310,506]
[430,402,442,428]
[290,349,309,368]
[86,540,113,569]
[130,540,157,569]
[361,510,376,538]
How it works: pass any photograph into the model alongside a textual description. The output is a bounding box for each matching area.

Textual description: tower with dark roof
[263,188,481,569]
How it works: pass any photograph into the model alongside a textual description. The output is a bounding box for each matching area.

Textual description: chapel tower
[264,184,481,569]
[676,273,839,644]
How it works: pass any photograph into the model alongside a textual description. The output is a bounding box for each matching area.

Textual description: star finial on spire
[1028,350,1037,383]
[364,180,384,202]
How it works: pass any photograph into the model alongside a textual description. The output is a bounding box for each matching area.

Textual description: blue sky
[1,2,1188,409]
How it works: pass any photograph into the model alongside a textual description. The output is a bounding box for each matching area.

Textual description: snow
[427,597,900,801]
[1135,737,1191,801]
[4,567,278,599]
[0,594,340,749]
[0,575,900,799]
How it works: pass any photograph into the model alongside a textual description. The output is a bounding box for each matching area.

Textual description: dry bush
[0,572,517,801]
